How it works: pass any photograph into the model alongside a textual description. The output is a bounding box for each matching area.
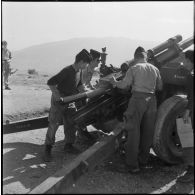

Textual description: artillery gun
[3,35,194,164]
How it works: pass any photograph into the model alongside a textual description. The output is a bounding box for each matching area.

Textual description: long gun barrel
[147,35,194,68]
[148,35,182,55]
[178,36,194,50]
[61,87,111,104]
[61,35,193,105]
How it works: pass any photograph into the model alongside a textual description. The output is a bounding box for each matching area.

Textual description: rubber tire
[153,95,188,164]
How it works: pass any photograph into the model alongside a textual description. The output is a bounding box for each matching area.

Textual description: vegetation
[28,69,38,75]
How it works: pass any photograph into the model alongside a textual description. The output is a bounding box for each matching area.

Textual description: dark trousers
[190,106,194,129]
[2,61,10,87]
[124,92,157,168]
[45,94,76,146]
[183,105,194,167]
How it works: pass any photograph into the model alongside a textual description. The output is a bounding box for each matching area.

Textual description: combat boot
[43,145,52,162]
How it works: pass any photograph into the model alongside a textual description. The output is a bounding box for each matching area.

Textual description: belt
[132,91,155,96]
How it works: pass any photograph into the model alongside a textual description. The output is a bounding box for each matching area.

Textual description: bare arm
[113,67,133,89]
[156,70,163,91]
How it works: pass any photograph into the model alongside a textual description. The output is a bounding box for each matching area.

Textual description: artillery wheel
[153,95,188,164]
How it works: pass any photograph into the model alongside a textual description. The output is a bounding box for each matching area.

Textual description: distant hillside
[11,37,158,74]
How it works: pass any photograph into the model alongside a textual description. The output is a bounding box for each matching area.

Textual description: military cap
[134,46,146,55]
[83,49,94,61]
[82,49,90,56]
[121,62,129,72]
[90,49,101,60]
[76,49,92,63]
[134,46,147,59]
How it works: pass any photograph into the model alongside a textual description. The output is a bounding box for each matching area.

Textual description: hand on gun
[107,76,117,88]
[49,85,62,102]
[110,76,117,84]
[100,75,117,86]
[183,109,190,124]
[53,93,62,102]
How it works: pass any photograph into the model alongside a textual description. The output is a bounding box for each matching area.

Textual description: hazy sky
[2,1,194,51]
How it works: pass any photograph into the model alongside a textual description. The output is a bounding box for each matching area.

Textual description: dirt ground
[2,72,194,194]
[3,72,51,123]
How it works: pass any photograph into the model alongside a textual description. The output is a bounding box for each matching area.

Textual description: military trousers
[124,92,157,168]
[183,104,194,167]
[45,94,76,146]
[2,61,10,88]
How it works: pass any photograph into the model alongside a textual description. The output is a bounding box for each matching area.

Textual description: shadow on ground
[100,151,194,194]
[3,140,67,193]
[3,137,194,194]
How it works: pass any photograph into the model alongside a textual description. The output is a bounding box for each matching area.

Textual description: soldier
[76,49,101,142]
[120,62,129,78]
[80,49,101,91]
[178,49,194,183]
[2,41,12,90]
[43,49,92,162]
[108,46,163,173]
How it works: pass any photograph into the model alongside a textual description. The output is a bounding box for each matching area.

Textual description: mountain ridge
[11,37,158,74]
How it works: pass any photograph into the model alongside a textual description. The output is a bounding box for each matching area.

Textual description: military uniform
[42,49,93,162]
[178,50,194,183]
[80,65,94,91]
[186,70,194,128]
[182,69,194,167]
[79,49,101,92]
[76,49,102,142]
[2,47,12,89]
[45,65,83,146]
[112,47,162,170]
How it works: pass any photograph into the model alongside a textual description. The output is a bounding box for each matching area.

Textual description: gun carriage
[3,35,194,164]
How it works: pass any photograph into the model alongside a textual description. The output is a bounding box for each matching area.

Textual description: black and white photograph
[2,1,194,194]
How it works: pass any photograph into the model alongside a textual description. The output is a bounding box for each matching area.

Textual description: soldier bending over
[43,49,92,162]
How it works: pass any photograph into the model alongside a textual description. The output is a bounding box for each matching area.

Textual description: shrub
[42,74,49,77]
[28,69,38,75]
